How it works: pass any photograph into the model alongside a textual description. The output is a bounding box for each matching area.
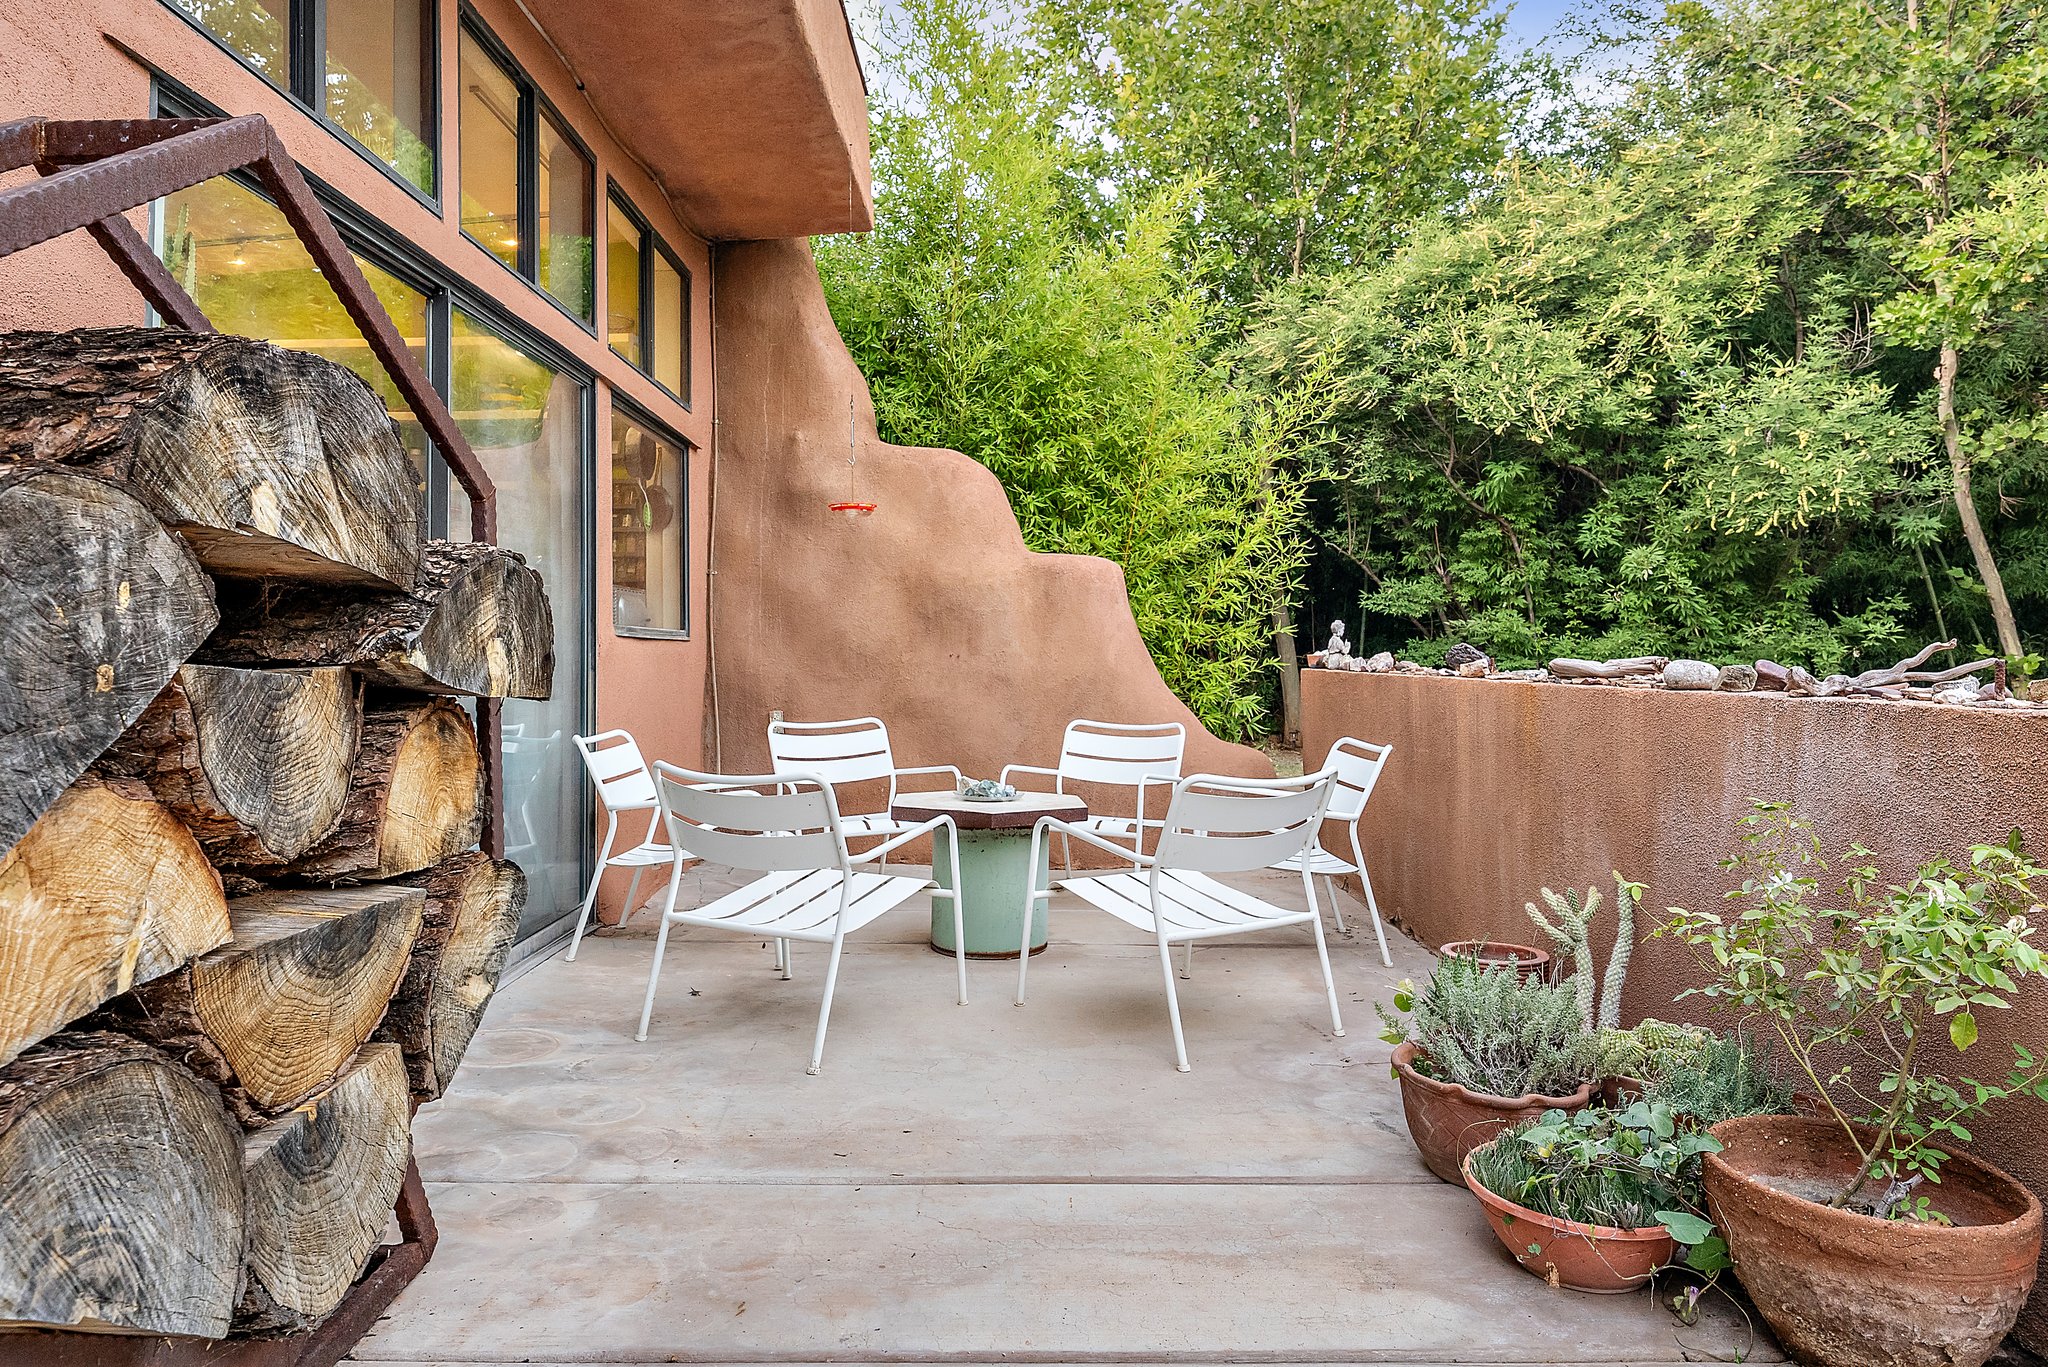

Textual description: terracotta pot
[1390,1040,1595,1184]
[1600,1074,1649,1107]
[1438,939,1552,983]
[1704,1114,2043,1367]
[1462,1143,1676,1293]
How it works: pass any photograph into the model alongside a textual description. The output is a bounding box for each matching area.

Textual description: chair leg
[807,936,848,1075]
[619,867,647,927]
[1323,871,1349,934]
[635,915,674,1042]
[568,814,621,962]
[1061,830,1074,873]
[946,825,967,1006]
[775,937,791,979]
[1156,935,1192,1072]
[1309,899,1347,1039]
[1180,938,1193,979]
[1018,824,1045,1006]
[1351,826,1392,967]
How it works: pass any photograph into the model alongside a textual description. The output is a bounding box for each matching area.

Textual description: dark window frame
[608,395,692,640]
[456,7,597,331]
[604,181,693,409]
[155,0,441,209]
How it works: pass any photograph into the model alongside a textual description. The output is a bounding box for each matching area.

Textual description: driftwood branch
[1548,656,1669,679]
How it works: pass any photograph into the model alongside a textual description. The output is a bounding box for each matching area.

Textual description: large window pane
[651,252,686,400]
[605,198,642,366]
[459,30,521,269]
[449,312,588,935]
[157,175,432,485]
[536,111,593,321]
[611,412,685,634]
[325,0,435,192]
[170,0,289,83]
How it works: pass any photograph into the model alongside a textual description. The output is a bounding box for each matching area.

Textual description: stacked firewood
[0,328,552,1339]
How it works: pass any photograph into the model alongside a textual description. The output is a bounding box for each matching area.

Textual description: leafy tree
[818,0,1324,739]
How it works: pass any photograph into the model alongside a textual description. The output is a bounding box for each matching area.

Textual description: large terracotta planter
[1704,1114,2043,1367]
[1462,1144,1676,1292]
[1390,1040,1595,1183]
[1438,939,1552,982]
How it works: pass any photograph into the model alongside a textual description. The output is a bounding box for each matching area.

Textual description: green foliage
[1467,1101,1722,1234]
[1594,1018,1711,1083]
[1377,955,1598,1097]
[1526,875,1639,1031]
[1643,1030,1798,1129]
[1660,804,2048,1217]
[817,0,1323,739]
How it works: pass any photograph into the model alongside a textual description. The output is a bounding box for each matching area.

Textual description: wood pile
[0,328,551,1343]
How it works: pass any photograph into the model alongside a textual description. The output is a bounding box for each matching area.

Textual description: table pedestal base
[929,827,1050,958]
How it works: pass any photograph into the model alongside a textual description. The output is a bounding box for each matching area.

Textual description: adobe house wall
[1301,667,2048,1345]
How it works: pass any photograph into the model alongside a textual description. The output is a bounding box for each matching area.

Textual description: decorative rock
[1363,651,1395,673]
[1663,659,1720,690]
[2030,681,2048,704]
[1753,660,1790,691]
[1444,643,1489,671]
[1455,659,1490,677]
[1716,664,1757,693]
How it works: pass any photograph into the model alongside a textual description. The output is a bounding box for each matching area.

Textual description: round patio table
[889,791,1088,958]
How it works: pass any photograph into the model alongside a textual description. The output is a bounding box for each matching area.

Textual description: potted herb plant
[1665,807,2048,1367]
[1463,1100,1720,1292]
[1379,956,1598,1182]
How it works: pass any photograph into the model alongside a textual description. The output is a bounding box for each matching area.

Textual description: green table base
[929,827,1050,958]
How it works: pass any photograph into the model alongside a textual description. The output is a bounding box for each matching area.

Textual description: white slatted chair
[636,763,965,1074]
[568,730,690,961]
[767,717,962,860]
[1000,720,1186,869]
[1269,736,1395,966]
[1016,770,1345,1072]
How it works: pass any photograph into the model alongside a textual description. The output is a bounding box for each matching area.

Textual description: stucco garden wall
[708,237,1270,801]
[1301,668,2048,1345]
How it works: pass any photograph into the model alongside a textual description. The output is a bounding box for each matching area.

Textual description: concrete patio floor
[351,867,1779,1366]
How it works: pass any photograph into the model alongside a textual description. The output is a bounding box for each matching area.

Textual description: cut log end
[0,1031,243,1337]
[236,1043,412,1333]
[0,776,229,1071]
[380,853,526,1099]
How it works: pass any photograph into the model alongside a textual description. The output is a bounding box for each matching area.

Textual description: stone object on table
[1663,659,1720,690]
[1325,619,1351,658]
[1933,682,1981,706]
[1455,659,1489,677]
[958,778,1019,802]
[1753,660,1791,691]
[1716,664,1758,693]
[1363,651,1396,673]
[1444,642,1489,671]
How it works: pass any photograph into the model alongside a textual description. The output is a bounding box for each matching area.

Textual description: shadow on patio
[352,869,1776,1365]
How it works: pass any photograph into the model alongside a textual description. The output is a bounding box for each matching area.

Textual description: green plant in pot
[1379,955,1598,1183]
[1464,1100,1723,1293]
[1663,806,2048,1367]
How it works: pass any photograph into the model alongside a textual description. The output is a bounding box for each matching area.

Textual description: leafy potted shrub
[1665,807,2048,1367]
[1379,956,1598,1182]
[1463,1100,1720,1292]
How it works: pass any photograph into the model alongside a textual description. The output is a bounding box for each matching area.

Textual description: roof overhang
[519,0,873,241]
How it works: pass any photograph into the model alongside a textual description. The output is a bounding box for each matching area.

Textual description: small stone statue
[1325,619,1352,658]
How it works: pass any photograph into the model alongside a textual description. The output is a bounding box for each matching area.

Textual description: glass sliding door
[449,310,590,938]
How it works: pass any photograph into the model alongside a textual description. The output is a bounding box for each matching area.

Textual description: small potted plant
[1664,807,2048,1367]
[1463,1100,1721,1292]
[1436,939,1552,982]
[1379,956,1598,1182]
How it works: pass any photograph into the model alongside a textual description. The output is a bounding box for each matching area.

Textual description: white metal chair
[1016,770,1345,1072]
[568,730,690,961]
[636,763,965,1074]
[1000,719,1186,869]
[1269,736,1395,966]
[766,717,962,860]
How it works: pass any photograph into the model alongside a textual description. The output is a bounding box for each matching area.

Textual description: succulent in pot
[1463,1100,1722,1293]
[1379,955,1598,1182]
[1663,806,2048,1367]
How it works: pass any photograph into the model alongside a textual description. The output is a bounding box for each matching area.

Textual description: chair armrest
[999,763,1061,787]
[894,764,963,791]
[1036,815,1156,866]
[850,813,954,865]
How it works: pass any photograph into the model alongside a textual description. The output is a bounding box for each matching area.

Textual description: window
[604,188,691,403]
[458,20,594,323]
[165,0,435,195]
[610,408,688,635]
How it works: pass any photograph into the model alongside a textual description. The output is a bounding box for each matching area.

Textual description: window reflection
[459,29,521,270]
[605,198,642,366]
[611,412,686,634]
[157,175,431,484]
[325,0,435,192]
[536,110,593,321]
[651,252,686,400]
[169,0,289,83]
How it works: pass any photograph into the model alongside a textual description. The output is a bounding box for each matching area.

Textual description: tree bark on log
[262,696,482,882]
[94,664,361,865]
[0,467,218,857]
[378,853,527,1099]
[0,1031,244,1337]
[0,776,230,1070]
[92,884,425,1126]
[236,1043,411,1333]
[202,541,554,699]
[0,328,422,591]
